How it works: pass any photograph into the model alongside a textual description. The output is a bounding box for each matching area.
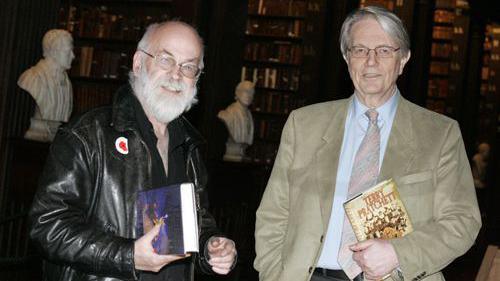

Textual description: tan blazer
[254,96,481,281]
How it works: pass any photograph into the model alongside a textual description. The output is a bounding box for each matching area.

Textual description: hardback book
[136,183,199,255]
[343,179,413,242]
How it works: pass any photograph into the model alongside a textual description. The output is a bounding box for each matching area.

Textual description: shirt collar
[133,98,186,152]
[352,88,399,128]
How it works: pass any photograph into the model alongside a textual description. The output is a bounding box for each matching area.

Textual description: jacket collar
[378,96,417,181]
[315,97,352,229]
[111,83,205,148]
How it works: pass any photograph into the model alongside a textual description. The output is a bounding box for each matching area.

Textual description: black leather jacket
[29,85,221,281]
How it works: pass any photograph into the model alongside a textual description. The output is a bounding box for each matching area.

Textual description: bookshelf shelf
[73,36,138,46]
[243,59,301,67]
[430,56,452,61]
[247,13,306,20]
[70,76,127,84]
[254,86,299,93]
[245,34,303,42]
[251,110,289,117]
[241,0,321,164]
[426,96,448,100]
[433,22,454,27]
[428,73,450,78]
[77,0,173,4]
[432,38,453,43]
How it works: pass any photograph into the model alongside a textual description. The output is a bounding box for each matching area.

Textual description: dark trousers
[311,268,363,281]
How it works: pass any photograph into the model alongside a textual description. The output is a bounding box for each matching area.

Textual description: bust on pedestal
[217,81,255,162]
[17,29,75,142]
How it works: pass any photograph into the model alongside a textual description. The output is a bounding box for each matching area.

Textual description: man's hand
[134,224,189,272]
[350,239,399,280]
[207,236,237,275]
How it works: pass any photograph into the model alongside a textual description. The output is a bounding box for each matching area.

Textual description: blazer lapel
[314,98,351,229]
[379,97,417,181]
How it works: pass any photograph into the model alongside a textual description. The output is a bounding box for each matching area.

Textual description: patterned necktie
[338,109,380,279]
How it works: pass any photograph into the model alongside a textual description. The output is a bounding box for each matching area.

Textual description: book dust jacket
[136,183,198,255]
[344,179,413,241]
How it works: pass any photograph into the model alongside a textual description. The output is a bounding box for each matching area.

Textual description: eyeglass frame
[347,45,401,58]
[138,48,202,79]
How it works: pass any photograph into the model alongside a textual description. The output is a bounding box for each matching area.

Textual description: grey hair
[136,20,205,70]
[42,29,72,59]
[340,6,410,59]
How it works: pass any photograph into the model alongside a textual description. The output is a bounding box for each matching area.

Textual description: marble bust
[218,81,255,161]
[472,142,490,189]
[18,29,74,142]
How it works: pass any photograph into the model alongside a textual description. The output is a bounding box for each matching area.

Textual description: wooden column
[404,0,434,105]
[198,0,248,161]
[318,0,359,102]
[460,19,485,155]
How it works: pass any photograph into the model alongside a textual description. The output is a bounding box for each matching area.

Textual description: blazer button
[309,266,313,273]
[320,235,324,243]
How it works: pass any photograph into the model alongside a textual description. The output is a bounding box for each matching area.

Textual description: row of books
[359,0,397,11]
[426,99,447,114]
[484,53,500,63]
[427,78,449,98]
[60,5,170,40]
[435,0,455,9]
[429,61,449,75]
[432,26,453,40]
[453,26,465,35]
[481,67,491,81]
[241,66,300,91]
[480,83,496,95]
[251,92,305,114]
[431,42,452,58]
[244,41,303,65]
[72,84,116,115]
[248,0,307,17]
[255,119,285,141]
[434,9,455,24]
[246,18,303,38]
[71,46,132,80]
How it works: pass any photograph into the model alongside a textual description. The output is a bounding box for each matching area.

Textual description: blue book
[136,183,199,255]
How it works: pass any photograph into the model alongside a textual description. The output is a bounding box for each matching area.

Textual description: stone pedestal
[223,139,248,162]
[24,118,61,142]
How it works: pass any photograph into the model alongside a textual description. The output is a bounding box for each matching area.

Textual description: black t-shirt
[132,98,191,281]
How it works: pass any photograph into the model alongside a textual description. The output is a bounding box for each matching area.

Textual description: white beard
[131,68,198,124]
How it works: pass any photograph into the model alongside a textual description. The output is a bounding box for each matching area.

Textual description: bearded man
[29,21,237,281]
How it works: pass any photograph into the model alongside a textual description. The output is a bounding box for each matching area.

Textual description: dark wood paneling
[318,0,358,101]
[0,0,59,215]
[405,0,435,105]
[198,0,248,161]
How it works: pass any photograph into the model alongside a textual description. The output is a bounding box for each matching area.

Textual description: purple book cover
[136,183,198,255]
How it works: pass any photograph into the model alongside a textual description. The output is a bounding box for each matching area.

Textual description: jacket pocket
[395,170,434,224]
[396,170,433,186]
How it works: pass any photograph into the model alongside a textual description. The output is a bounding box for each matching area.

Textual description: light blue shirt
[316,89,399,269]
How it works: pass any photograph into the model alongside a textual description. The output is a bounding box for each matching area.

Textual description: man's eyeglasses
[139,49,201,79]
[348,46,401,58]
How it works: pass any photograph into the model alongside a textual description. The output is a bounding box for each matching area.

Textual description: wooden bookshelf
[476,24,500,147]
[424,0,470,117]
[58,0,175,115]
[242,0,318,165]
